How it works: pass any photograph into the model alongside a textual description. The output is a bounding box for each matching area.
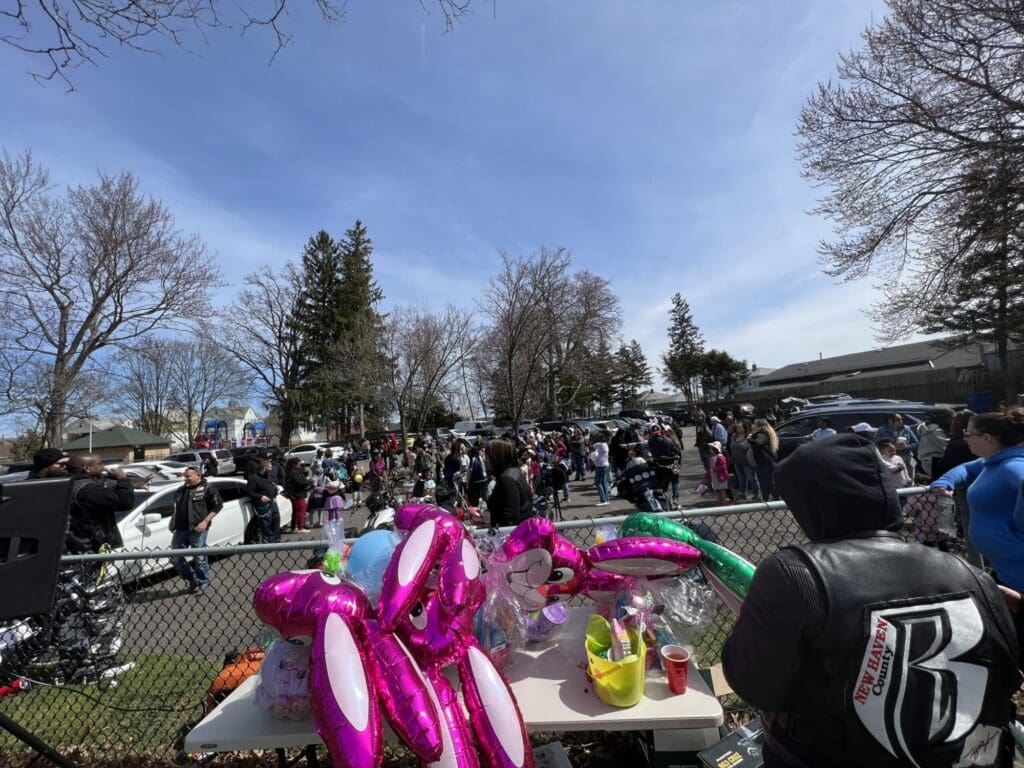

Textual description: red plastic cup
[661,644,690,694]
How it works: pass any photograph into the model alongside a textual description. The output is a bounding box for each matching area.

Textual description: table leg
[304,745,320,768]
[651,727,721,768]
[275,747,287,768]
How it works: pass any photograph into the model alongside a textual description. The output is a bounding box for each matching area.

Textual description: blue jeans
[755,465,777,501]
[171,528,210,585]
[594,466,609,503]
[737,465,759,497]
[255,500,281,543]
[572,455,586,481]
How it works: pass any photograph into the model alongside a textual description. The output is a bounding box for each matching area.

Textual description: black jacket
[932,436,975,478]
[284,468,313,499]
[171,482,224,532]
[487,467,532,527]
[66,474,136,552]
[723,434,1021,768]
[246,473,279,504]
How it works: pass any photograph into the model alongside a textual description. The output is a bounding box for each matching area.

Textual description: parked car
[114,477,294,580]
[166,449,236,476]
[120,460,199,481]
[619,409,657,421]
[453,421,490,437]
[282,442,329,465]
[775,402,931,459]
[463,428,498,442]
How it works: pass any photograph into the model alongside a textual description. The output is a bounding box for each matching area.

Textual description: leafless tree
[166,337,253,445]
[2,0,481,89]
[217,264,304,446]
[110,337,252,443]
[0,150,218,447]
[541,270,620,417]
[333,304,477,444]
[477,247,570,430]
[797,1,1024,391]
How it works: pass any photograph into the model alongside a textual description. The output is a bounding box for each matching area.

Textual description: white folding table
[185,609,723,761]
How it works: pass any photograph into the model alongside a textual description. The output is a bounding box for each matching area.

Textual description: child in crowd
[625,445,647,469]
[307,482,325,528]
[706,441,731,506]
[878,439,913,488]
[324,480,345,524]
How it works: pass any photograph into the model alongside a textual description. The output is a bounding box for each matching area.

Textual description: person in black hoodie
[722,433,1020,768]
[65,455,136,553]
[246,459,281,543]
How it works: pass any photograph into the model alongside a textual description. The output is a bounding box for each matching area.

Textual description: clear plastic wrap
[254,638,312,720]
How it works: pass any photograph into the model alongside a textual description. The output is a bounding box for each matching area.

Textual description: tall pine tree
[660,293,704,403]
[615,339,652,407]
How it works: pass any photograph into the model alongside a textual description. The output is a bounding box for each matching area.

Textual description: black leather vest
[769,533,1019,768]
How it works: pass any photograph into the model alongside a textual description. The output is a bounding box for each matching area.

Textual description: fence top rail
[59,486,931,563]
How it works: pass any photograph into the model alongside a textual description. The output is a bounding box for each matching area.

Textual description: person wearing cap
[28,447,69,479]
[710,415,729,447]
[723,433,1020,767]
[850,422,876,439]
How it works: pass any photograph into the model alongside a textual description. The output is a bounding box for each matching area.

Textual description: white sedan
[115,477,293,580]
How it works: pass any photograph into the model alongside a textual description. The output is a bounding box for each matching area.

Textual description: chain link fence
[0,489,948,764]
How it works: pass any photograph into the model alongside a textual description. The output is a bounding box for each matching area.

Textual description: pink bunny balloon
[253,570,444,768]
[499,517,700,611]
[380,504,534,768]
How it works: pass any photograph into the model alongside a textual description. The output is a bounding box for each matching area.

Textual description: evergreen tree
[339,220,384,333]
[917,155,1024,402]
[615,339,652,407]
[698,349,749,401]
[660,293,704,403]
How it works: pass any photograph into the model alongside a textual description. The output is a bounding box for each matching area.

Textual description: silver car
[165,449,236,476]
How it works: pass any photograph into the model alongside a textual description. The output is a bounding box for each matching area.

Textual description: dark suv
[775,402,931,459]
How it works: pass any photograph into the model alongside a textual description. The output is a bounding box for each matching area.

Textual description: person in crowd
[724,433,1021,767]
[202,452,219,478]
[931,408,1024,633]
[65,456,136,553]
[917,407,954,478]
[625,445,647,469]
[283,456,313,532]
[570,428,587,481]
[664,425,685,504]
[749,419,779,501]
[706,441,730,506]
[694,422,715,473]
[930,410,982,565]
[609,428,630,478]
[710,416,729,448]
[591,430,611,507]
[877,438,912,488]
[485,438,532,527]
[443,442,464,490]
[323,479,345,524]
[308,478,326,528]
[808,416,836,441]
[28,447,69,479]
[647,424,681,505]
[246,459,281,543]
[552,455,570,507]
[850,422,876,439]
[169,466,223,593]
[370,449,388,492]
[729,421,758,501]
[322,448,341,480]
[875,413,918,475]
[466,444,489,506]
[243,449,267,479]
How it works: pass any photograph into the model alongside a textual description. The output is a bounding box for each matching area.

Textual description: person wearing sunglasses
[931,408,1024,659]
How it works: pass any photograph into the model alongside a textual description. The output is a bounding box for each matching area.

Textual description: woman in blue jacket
[931,408,1024,591]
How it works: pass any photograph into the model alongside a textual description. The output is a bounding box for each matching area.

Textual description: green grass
[0,654,221,759]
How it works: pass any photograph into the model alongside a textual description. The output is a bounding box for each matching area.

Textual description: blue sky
[1,0,904,389]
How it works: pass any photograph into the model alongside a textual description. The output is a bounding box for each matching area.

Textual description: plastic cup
[661,644,690,694]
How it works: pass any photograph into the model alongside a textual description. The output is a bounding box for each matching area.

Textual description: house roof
[758,340,983,385]
[64,425,171,450]
[207,405,258,420]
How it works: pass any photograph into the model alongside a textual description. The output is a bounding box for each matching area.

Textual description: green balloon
[619,513,754,599]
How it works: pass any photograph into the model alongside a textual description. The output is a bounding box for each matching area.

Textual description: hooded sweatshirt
[724,434,1019,768]
[931,444,1024,590]
[916,421,950,475]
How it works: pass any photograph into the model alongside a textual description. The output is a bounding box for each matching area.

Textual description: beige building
[63,425,172,462]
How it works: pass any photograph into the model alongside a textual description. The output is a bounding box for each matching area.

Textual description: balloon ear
[586,538,700,577]
[438,537,484,616]
[310,612,382,768]
[502,517,557,558]
[504,548,553,611]
[378,519,444,629]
